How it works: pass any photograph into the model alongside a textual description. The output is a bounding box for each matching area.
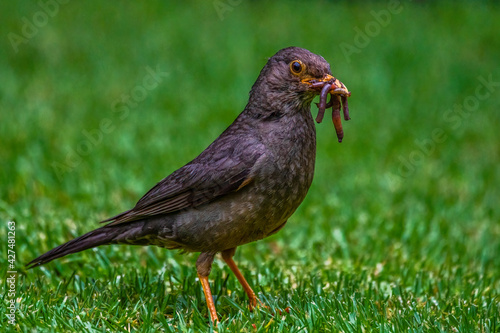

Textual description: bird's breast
[250,112,317,232]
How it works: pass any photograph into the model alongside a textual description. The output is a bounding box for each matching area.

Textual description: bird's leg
[196,252,219,324]
[221,247,262,311]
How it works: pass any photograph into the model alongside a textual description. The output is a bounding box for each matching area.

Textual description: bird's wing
[101,136,265,226]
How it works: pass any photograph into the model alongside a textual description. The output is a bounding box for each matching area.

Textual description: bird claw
[247,295,260,312]
[249,296,290,317]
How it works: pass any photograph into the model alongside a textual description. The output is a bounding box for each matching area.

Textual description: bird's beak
[302,74,351,97]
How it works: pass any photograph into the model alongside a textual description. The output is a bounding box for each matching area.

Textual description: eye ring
[289,60,305,75]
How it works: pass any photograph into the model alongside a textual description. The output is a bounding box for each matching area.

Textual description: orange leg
[197,273,219,324]
[221,248,263,310]
[196,253,219,324]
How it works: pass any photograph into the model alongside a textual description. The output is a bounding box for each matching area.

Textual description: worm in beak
[309,76,351,143]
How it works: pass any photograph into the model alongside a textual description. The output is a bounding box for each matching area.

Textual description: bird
[27,46,351,324]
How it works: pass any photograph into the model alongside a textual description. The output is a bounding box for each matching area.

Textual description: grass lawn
[1,1,499,332]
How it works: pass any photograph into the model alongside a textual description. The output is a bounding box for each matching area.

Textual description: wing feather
[102,137,264,226]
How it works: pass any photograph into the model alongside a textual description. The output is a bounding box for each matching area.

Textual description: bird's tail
[26,223,146,269]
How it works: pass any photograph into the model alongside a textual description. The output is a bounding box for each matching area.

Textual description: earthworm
[341,95,350,121]
[327,95,344,142]
[310,81,327,89]
[315,83,332,123]
[314,78,351,143]
[332,100,344,143]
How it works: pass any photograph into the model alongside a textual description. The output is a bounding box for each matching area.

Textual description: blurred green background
[1,1,499,332]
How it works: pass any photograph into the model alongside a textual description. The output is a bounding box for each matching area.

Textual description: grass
[1,0,499,332]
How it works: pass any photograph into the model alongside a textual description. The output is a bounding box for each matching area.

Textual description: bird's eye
[290,60,305,75]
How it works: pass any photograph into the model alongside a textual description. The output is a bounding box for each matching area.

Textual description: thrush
[27,46,351,323]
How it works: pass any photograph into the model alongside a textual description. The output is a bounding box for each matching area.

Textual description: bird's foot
[249,296,290,316]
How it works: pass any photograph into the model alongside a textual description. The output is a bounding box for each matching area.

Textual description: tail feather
[26,224,141,269]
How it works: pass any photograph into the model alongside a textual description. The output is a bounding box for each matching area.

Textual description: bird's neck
[246,90,314,120]
[243,79,317,162]
[245,100,317,164]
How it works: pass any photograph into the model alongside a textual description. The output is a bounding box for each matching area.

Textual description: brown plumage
[27,46,351,324]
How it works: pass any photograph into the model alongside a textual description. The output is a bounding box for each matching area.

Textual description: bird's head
[247,47,350,118]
